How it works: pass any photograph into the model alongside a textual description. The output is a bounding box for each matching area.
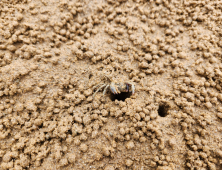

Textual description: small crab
[93,79,135,98]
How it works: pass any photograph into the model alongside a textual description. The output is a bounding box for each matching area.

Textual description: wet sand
[0,0,222,169]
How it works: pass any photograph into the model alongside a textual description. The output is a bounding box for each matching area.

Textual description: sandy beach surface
[0,0,222,169]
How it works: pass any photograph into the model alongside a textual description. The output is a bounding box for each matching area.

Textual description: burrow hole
[110,92,132,101]
[158,104,169,117]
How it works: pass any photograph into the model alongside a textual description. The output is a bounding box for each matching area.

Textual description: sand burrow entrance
[110,92,132,101]
[158,103,170,117]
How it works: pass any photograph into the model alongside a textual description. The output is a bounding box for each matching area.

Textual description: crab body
[93,81,135,98]
[110,82,134,94]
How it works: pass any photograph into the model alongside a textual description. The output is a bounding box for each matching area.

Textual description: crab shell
[110,82,135,95]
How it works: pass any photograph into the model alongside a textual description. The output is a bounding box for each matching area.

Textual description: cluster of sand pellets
[0,0,222,169]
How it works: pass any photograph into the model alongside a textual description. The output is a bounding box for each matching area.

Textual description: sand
[0,0,222,169]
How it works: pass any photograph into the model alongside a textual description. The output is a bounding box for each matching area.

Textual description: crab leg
[103,85,110,95]
[93,83,105,90]
[93,84,106,98]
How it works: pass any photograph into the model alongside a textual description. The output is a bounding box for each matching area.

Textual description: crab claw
[110,86,118,94]
[131,84,135,95]
[126,83,135,95]
[126,83,129,92]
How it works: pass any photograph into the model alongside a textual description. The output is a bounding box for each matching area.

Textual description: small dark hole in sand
[158,104,168,117]
[110,92,132,101]
[89,74,93,79]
